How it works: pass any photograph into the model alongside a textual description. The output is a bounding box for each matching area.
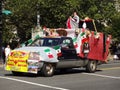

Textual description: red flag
[66,18,71,29]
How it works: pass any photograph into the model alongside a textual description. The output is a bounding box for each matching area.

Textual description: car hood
[13,46,58,62]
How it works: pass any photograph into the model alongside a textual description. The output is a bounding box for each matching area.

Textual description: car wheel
[86,60,97,73]
[41,63,55,77]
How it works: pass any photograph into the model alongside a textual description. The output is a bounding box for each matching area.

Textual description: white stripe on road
[0,76,69,90]
[101,67,120,70]
[83,73,120,80]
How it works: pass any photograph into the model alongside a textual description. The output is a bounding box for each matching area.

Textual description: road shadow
[4,72,39,78]
[54,68,102,76]
[55,68,85,76]
[4,68,102,77]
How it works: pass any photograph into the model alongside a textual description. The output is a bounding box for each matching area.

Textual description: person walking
[5,45,11,62]
[2,46,5,64]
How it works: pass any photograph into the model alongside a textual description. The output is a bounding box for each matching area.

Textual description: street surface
[0,60,120,90]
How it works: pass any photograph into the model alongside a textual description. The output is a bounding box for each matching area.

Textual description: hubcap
[46,64,53,74]
[90,61,96,71]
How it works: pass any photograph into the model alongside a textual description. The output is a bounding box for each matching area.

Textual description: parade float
[5,18,111,77]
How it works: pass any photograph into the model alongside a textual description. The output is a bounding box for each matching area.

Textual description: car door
[60,38,77,59]
[57,37,79,68]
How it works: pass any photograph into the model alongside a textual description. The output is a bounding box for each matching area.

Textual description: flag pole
[92,19,97,32]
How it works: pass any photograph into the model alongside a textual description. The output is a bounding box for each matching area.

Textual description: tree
[77,0,116,32]
[38,0,81,28]
[109,13,120,40]
[3,0,38,44]
[2,0,118,46]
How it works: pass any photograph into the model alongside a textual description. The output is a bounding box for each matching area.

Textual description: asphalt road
[0,60,120,90]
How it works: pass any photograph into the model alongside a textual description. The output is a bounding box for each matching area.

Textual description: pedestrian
[5,45,11,62]
[116,43,120,59]
[112,42,118,60]
[2,46,5,64]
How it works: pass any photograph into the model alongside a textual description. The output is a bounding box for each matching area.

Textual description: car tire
[86,60,97,73]
[41,63,55,77]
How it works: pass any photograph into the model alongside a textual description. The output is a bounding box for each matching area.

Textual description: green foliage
[3,0,38,43]
[38,0,80,28]
[109,13,120,40]
[2,0,119,45]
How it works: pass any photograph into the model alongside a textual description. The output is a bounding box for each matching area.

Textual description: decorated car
[5,18,111,77]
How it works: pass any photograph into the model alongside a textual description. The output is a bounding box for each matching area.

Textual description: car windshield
[30,38,61,47]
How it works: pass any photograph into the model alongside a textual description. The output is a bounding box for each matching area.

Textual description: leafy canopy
[2,0,119,45]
